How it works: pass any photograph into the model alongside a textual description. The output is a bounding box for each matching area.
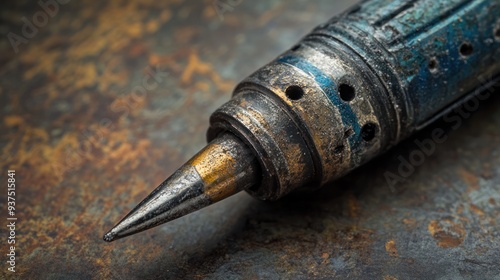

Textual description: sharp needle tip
[103,231,116,242]
[103,133,259,241]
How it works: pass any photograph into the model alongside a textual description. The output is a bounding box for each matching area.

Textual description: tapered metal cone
[103,133,259,242]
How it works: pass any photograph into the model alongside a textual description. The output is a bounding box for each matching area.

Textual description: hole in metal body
[428,58,439,73]
[285,85,304,100]
[361,123,377,141]
[459,42,473,57]
[338,83,355,101]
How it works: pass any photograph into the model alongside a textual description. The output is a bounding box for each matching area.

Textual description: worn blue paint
[277,55,361,147]
[346,0,500,125]
[275,0,498,155]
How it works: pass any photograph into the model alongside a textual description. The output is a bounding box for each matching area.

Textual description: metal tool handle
[208,0,500,197]
[308,0,500,136]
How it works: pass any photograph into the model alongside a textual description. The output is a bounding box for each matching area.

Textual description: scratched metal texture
[339,0,500,124]
[0,0,499,279]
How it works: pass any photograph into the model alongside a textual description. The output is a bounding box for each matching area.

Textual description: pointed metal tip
[104,133,259,241]
[103,231,116,242]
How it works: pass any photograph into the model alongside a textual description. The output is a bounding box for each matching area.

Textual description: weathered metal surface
[209,0,499,197]
[0,0,499,279]
[316,0,500,128]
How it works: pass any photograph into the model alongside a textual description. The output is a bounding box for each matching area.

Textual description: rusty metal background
[0,0,499,279]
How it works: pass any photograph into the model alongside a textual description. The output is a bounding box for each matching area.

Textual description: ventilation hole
[495,27,500,40]
[285,85,304,100]
[334,145,345,154]
[361,123,377,141]
[338,83,355,101]
[291,44,301,51]
[428,58,438,73]
[459,42,473,57]
[344,128,354,138]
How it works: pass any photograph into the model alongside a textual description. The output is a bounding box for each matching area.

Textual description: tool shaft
[208,0,500,198]
[315,0,500,128]
[105,0,500,241]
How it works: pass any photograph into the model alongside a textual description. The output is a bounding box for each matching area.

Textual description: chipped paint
[1,0,499,278]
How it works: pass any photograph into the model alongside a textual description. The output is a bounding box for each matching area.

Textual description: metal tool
[104,0,500,242]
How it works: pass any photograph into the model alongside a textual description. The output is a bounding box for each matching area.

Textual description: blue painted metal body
[295,0,499,138]
[366,0,500,125]
[214,0,500,197]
